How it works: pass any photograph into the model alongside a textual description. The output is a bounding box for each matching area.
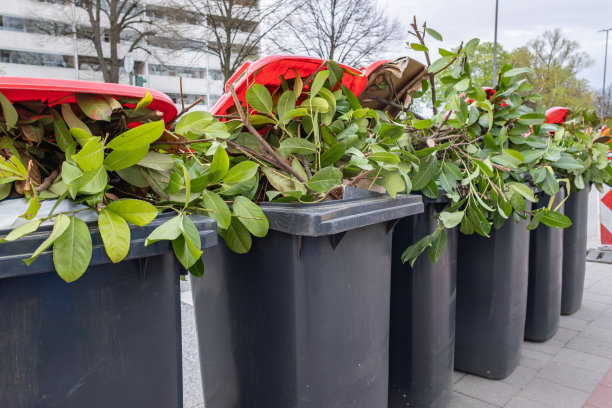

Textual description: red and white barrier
[601,187,612,245]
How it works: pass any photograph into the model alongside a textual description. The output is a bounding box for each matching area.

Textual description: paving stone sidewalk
[180,261,612,408]
[450,261,612,408]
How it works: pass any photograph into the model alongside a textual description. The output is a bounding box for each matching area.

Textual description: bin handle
[225,61,251,92]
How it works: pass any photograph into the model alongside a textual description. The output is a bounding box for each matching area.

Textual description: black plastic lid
[259,187,424,236]
[0,214,217,279]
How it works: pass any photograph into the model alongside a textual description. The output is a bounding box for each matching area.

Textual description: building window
[0,49,74,68]
[149,63,207,79]
[209,69,223,81]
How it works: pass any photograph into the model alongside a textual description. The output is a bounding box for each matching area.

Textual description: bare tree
[271,0,402,66]
[39,0,154,83]
[163,0,294,83]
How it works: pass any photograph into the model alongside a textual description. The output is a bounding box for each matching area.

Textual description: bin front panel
[0,253,182,408]
[562,187,590,315]
[389,203,457,408]
[193,223,393,408]
[455,213,531,379]
[525,189,565,341]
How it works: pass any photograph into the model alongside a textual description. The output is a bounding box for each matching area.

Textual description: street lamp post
[600,28,612,119]
[491,0,499,87]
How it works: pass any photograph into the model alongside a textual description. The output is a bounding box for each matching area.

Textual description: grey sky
[382,0,612,90]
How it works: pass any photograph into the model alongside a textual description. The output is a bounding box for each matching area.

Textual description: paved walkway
[181,261,612,408]
[450,261,612,408]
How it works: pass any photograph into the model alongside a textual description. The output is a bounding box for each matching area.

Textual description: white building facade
[0,0,229,110]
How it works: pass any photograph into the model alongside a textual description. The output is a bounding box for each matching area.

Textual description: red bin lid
[545,107,569,124]
[210,55,368,116]
[0,77,178,123]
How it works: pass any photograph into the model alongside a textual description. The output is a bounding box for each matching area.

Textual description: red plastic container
[210,55,369,116]
[0,77,177,123]
[545,107,569,124]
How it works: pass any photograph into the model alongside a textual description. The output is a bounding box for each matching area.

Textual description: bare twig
[299,155,313,179]
[35,169,59,192]
[345,169,375,187]
[228,84,307,184]
[167,97,205,127]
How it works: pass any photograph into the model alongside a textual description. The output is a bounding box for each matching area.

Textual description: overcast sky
[380,0,612,90]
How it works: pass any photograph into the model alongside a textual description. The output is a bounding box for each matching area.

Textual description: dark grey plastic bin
[388,196,457,408]
[454,207,531,380]
[191,187,424,408]
[525,188,566,342]
[0,214,217,408]
[561,187,589,315]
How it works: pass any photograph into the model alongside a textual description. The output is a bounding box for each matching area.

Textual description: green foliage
[393,19,600,265]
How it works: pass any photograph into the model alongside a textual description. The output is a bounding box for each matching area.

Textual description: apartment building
[0,0,235,110]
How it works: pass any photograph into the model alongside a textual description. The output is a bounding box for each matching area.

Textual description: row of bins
[0,185,590,407]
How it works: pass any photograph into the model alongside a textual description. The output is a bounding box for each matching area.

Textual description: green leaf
[117,166,149,188]
[439,211,464,228]
[79,166,108,194]
[527,210,545,230]
[72,137,104,172]
[99,208,130,263]
[103,146,149,171]
[369,152,400,163]
[209,146,230,182]
[401,234,432,266]
[278,108,309,125]
[320,142,346,168]
[0,91,17,129]
[428,56,453,73]
[76,93,112,121]
[145,215,183,245]
[223,161,259,184]
[410,43,429,52]
[551,156,585,170]
[135,90,153,111]
[172,216,202,269]
[413,119,433,129]
[61,103,91,133]
[326,60,344,86]
[21,196,41,220]
[52,216,92,282]
[0,155,28,183]
[261,166,306,194]
[246,83,273,115]
[508,182,537,202]
[219,217,252,254]
[379,170,405,198]
[70,127,93,142]
[176,111,212,135]
[306,166,342,193]
[503,67,531,77]
[188,257,205,277]
[540,209,572,229]
[463,38,480,54]
[233,196,269,237]
[106,121,165,150]
[201,190,231,229]
[301,97,329,113]
[1,219,42,243]
[52,113,74,152]
[137,151,175,171]
[24,214,71,266]
[106,199,158,226]
[425,27,443,41]
[309,70,329,96]
[279,138,317,155]
[428,229,447,263]
[293,69,304,98]
[518,113,546,126]
[412,155,438,190]
[276,90,296,119]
